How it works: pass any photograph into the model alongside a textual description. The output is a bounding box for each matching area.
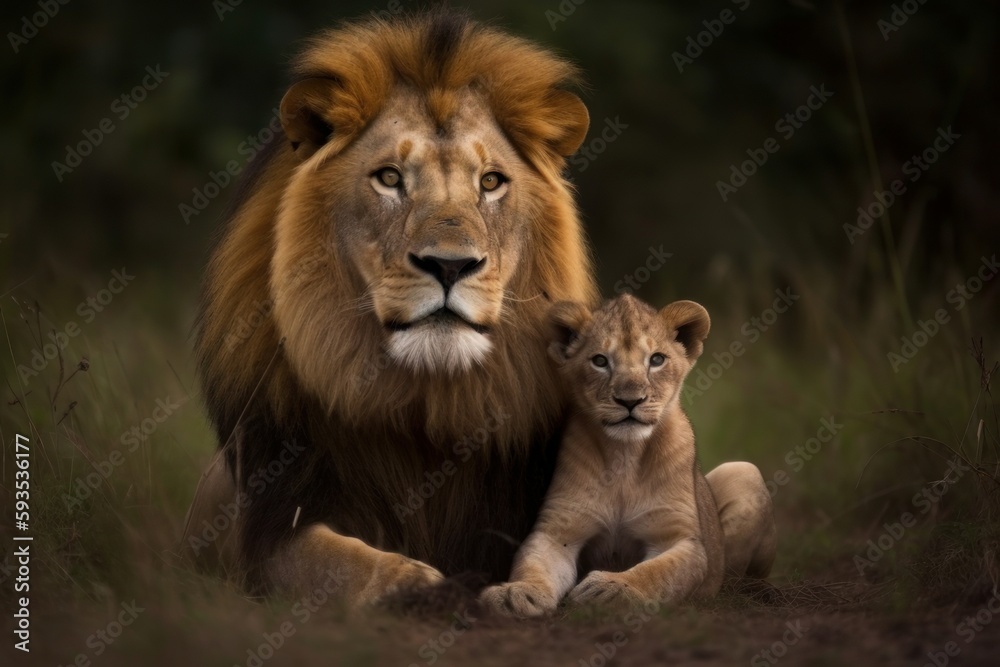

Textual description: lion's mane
[195,11,597,587]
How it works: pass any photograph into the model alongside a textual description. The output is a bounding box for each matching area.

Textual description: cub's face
[548,295,711,442]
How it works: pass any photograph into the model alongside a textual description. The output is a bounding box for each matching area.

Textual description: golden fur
[197,11,595,449]
[184,11,601,602]
[480,296,775,616]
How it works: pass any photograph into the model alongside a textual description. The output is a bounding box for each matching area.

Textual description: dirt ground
[6,577,1000,667]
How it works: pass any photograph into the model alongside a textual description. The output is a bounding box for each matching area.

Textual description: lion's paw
[479,582,558,618]
[567,571,647,610]
[368,554,445,604]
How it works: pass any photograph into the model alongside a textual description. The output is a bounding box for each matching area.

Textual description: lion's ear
[546,90,590,157]
[279,77,337,153]
[660,300,711,360]
[547,300,591,363]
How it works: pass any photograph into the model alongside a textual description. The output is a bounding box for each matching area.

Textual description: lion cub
[481,295,727,616]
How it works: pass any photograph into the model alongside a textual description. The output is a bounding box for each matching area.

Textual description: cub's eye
[591,354,609,368]
[375,167,402,188]
[481,172,506,192]
[650,353,666,367]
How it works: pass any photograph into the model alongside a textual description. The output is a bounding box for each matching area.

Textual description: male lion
[182,11,771,607]
[480,296,776,617]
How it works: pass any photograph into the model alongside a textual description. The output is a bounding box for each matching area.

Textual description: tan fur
[183,12,600,605]
[480,295,774,616]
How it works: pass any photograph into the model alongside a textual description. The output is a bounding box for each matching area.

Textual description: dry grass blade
[725,579,891,612]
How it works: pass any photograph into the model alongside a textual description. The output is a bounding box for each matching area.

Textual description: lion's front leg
[268,524,444,607]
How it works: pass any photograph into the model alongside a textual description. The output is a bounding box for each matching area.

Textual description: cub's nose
[613,396,647,411]
[409,253,486,290]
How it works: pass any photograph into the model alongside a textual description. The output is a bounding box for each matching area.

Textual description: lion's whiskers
[502,290,546,304]
[333,289,376,318]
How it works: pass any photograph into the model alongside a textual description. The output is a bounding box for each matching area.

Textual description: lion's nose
[613,396,647,411]
[409,253,486,290]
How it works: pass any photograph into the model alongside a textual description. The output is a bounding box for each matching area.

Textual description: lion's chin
[387,325,492,374]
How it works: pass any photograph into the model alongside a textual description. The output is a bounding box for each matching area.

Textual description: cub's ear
[546,90,590,157]
[279,77,337,154]
[547,300,592,363]
[660,300,711,360]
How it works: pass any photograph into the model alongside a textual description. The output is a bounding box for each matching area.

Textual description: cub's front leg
[480,531,582,618]
[569,536,709,609]
[482,436,602,618]
[569,496,711,610]
[269,524,445,607]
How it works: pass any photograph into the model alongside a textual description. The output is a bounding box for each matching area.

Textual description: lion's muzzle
[379,244,498,374]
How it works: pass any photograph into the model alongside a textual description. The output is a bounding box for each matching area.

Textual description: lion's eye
[650,353,666,367]
[375,167,402,188]
[591,354,609,368]
[481,172,506,192]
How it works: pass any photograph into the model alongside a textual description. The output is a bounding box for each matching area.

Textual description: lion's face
[325,87,535,373]
[548,296,711,442]
[252,17,595,425]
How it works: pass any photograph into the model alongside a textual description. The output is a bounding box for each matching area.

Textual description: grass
[1,260,997,665]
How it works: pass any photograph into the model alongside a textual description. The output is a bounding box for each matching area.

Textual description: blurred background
[3,0,997,288]
[1,0,999,664]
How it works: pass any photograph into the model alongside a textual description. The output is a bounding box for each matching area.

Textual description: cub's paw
[567,571,647,610]
[479,582,558,618]
[367,554,445,605]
